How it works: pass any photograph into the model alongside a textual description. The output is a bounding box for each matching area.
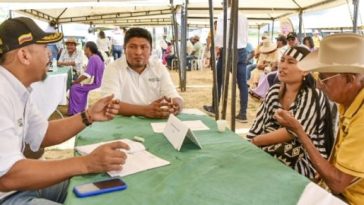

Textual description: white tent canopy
[0,0,347,28]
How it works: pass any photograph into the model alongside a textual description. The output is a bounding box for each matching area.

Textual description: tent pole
[179,1,188,92]
[271,19,275,40]
[298,10,303,43]
[170,0,180,68]
[353,0,360,33]
[208,0,219,120]
[219,0,228,120]
[257,25,261,45]
[230,0,239,132]
[221,0,229,120]
[152,28,157,54]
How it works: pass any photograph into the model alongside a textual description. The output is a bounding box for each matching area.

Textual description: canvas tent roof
[0,0,347,28]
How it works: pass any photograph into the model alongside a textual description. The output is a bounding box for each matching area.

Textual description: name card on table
[163,114,203,151]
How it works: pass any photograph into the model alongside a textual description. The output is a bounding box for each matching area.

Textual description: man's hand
[143,97,170,118]
[165,97,182,115]
[88,94,121,122]
[84,141,129,173]
[274,109,303,134]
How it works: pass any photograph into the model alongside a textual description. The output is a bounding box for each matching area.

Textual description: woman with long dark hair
[68,41,105,115]
[247,46,334,180]
[303,36,315,52]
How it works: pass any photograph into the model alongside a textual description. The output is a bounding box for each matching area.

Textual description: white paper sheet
[151,120,209,133]
[297,182,347,205]
[0,191,16,200]
[181,108,207,116]
[76,139,170,177]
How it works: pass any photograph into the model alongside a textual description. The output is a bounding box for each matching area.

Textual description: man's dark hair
[124,27,152,48]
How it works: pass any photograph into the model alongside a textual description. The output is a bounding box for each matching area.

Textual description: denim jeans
[246,63,256,80]
[112,45,122,60]
[213,48,248,116]
[0,181,68,205]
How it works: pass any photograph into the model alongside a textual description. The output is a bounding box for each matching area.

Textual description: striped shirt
[248,84,331,179]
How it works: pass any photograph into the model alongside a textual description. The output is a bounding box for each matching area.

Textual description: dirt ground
[43,68,261,160]
[168,68,260,130]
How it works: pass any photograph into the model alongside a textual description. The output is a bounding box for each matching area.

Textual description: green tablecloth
[65,114,309,205]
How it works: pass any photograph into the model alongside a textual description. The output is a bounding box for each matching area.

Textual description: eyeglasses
[317,73,341,84]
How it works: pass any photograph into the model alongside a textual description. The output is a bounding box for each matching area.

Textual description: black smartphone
[73,178,127,198]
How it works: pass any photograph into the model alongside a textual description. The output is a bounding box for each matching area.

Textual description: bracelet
[285,127,297,139]
[81,111,92,126]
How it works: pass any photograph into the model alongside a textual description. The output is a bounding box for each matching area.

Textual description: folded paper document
[76,139,170,177]
[163,114,203,151]
[151,120,209,133]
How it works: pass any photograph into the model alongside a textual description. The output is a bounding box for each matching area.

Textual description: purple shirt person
[68,41,105,115]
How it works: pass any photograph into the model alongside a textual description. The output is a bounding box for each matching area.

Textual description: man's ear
[16,47,31,66]
[343,73,356,83]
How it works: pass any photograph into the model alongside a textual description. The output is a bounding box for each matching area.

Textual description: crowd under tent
[0,0,361,129]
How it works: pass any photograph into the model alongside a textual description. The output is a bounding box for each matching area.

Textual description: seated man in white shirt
[0,17,128,204]
[57,37,84,79]
[101,27,183,119]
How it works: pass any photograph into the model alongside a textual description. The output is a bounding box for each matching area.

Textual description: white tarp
[0,0,347,27]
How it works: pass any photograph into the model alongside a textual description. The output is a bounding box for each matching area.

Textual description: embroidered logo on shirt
[17,118,23,127]
[148,77,160,82]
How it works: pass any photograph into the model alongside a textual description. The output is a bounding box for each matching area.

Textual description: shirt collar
[0,66,31,103]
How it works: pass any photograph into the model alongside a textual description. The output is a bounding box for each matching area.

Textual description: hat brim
[260,46,277,53]
[298,50,364,73]
[65,41,79,45]
[36,32,63,44]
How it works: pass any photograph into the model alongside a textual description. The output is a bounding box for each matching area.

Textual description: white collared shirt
[215,8,249,49]
[58,49,84,73]
[0,66,48,198]
[101,56,182,105]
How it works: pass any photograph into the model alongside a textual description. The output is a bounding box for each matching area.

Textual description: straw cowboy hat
[298,33,364,73]
[259,39,277,53]
[64,37,79,45]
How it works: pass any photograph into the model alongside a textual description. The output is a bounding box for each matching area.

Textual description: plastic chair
[191,47,204,71]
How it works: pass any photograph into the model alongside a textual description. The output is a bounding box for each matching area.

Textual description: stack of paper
[76,139,170,177]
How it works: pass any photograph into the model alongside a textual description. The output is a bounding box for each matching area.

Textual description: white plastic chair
[191,47,204,71]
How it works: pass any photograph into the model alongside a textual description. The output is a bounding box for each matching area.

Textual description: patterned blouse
[248,84,331,180]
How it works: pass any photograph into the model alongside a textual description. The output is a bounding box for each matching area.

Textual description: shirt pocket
[146,76,161,95]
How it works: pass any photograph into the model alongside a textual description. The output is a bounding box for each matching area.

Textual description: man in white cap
[274,33,364,205]
[0,17,128,204]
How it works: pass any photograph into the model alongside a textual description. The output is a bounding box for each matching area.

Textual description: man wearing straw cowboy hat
[58,37,84,79]
[274,33,364,204]
[0,17,128,204]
